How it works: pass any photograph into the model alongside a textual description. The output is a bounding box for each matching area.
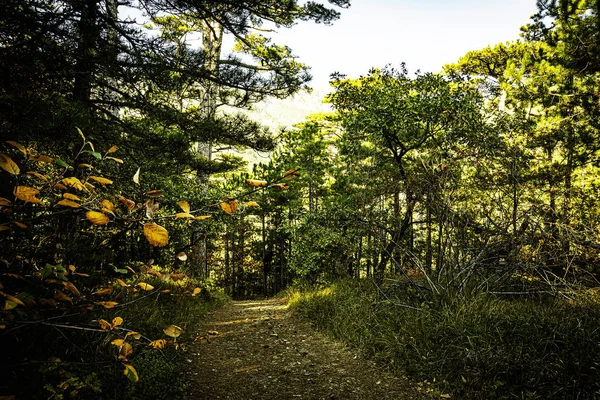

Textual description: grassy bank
[288,280,600,399]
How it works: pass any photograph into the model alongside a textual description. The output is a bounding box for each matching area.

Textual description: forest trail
[185,298,437,400]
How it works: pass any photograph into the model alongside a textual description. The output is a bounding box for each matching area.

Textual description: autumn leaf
[14,186,43,204]
[123,363,139,382]
[125,331,141,340]
[177,201,190,213]
[220,200,237,215]
[170,273,186,281]
[111,339,125,347]
[53,183,68,191]
[270,183,289,191]
[194,215,212,220]
[30,154,53,163]
[163,325,183,338]
[93,287,113,296]
[283,169,300,180]
[137,282,154,291]
[148,339,167,349]
[98,319,112,331]
[101,199,115,212]
[146,189,163,198]
[207,330,219,336]
[89,176,113,185]
[0,198,11,208]
[77,127,86,142]
[145,199,159,219]
[175,212,194,219]
[4,300,17,310]
[84,182,95,191]
[57,199,80,208]
[143,223,168,247]
[63,193,81,201]
[86,211,110,225]
[62,177,86,191]
[0,226,10,233]
[0,291,25,307]
[118,195,135,211]
[12,222,27,229]
[133,167,140,184]
[245,179,267,187]
[176,252,187,261]
[112,317,124,327]
[191,287,201,296]
[0,154,20,175]
[106,156,123,164]
[26,171,48,182]
[6,141,27,156]
[54,290,73,303]
[78,163,94,169]
[107,145,118,153]
[116,279,129,287]
[96,301,118,309]
[245,201,260,208]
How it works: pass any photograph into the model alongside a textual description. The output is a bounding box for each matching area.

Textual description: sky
[255,0,539,90]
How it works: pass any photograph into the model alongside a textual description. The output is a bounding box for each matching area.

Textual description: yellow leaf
[207,330,219,336]
[194,215,212,220]
[30,154,53,163]
[163,325,183,338]
[143,223,169,247]
[245,201,260,208]
[12,222,27,229]
[125,331,141,340]
[78,163,94,169]
[101,199,115,212]
[96,301,118,309]
[0,226,9,233]
[53,183,68,191]
[111,339,125,347]
[118,195,135,211]
[191,287,201,296]
[107,145,118,153]
[175,212,194,219]
[63,193,81,201]
[0,324,5,329]
[89,176,113,185]
[0,154,20,175]
[14,186,43,204]
[112,317,124,327]
[0,292,24,306]
[26,171,48,182]
[170,273,186,281]
[137,282,154,291]
[245,179,268,187]
[84,182,95,191]
[86,211,110,225]
[148,339,167,349]
[4,300,17,310]
[146,189,163,198]
[176,252,187,261]
[271,183,289,191]
[177,201,190,213]
[6,141,27,156]
[133,167,140,184]
[57,199,80,208]
[77,127,86,142]
[116,279,129,287]
[62,177,86,191]
[64,282,80,297]
[54,290,73,303]
[0,198,12,208]
[106,156,123,164]
[93,287,113,296]
[123,363,139,382]
[220,200,237,215]
[283,169,300,180]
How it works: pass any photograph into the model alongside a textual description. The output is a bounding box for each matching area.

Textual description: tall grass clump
[288,279,600,399]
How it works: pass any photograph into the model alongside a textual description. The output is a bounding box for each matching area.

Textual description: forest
[2,0,600,398]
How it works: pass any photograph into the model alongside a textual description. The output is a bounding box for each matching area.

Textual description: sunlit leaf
[245,201,260,208]
[177,201,190,213]
[98,319,112,331]
[118,195,135,211]
[89,176,113,185]
[123,363,139,382]
[270,183,289,191]
[145,199,159,219]
[62,177,86,191]
[63,193,81,201]
[107,145,118,154]
[6,141,26,156]
[112,317,124,327]
[146,189,163,198]
[116,279,129,287]
[143,223,168,247]
[176,252,187,261]
[194,215,212,220]
[0,154,20,175]
[283,169,300,180]
[14,186,43,204]
[106,156,123,164]
[86,211,110,225]
[125,331,141,340]
[137,282,154,291]
[78,163,94,169]
[133,167,140,184]
[26,171,48,182]
[84,182,95,191]
[163,325,183,338]
[87,150,102,160]
[191,287,201,296]
[220,200,237,215]
[93,287,113,296]
[57,199,80,208]
[207,330,219,336]
[96,301,118,309]
[111,339,125,347]
[148,339,167,349]
[30,154,53,163]
[77,127,86,142]
[53,183,68,191]
[175,212,194,219]
[101,200,114,212]
[245,179,267,187]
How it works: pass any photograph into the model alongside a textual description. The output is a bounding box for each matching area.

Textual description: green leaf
[42,264,54,279]
[85,150,103,160]
[54,158,71,169]
[113,266,128,275]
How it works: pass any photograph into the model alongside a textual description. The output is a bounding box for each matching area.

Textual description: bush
[289,279,600,399]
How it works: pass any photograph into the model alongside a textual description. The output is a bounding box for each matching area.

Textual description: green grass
[288,279,600,399]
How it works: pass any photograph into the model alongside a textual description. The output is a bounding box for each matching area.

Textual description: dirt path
[185,298,437,400]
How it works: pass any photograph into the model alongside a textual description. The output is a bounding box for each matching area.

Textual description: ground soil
[185,297,440,400]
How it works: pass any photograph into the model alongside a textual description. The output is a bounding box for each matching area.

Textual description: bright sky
[262,0,539,90]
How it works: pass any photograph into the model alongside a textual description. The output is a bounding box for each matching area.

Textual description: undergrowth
[288,279,600,399]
